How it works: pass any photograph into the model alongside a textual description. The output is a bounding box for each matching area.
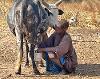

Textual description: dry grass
[0,1,100,79]
[81,0,100,24]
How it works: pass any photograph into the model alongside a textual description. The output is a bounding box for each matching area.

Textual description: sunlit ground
[0,0,100,79]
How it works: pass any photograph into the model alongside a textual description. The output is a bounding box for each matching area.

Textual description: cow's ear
[45,8,53,16]
[58,9,64,15]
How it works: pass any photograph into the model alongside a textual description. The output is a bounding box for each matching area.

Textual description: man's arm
[38,35,72,57]
[38,46,56,52]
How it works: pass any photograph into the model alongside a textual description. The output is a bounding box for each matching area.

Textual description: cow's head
[42,0,64,15]
[41,0,64,27]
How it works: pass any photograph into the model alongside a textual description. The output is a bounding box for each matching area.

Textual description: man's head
[55,19,69,33]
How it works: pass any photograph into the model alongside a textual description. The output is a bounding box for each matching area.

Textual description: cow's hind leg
[28,43,40,75]
[24,39,29,67]
[15,28,23,75]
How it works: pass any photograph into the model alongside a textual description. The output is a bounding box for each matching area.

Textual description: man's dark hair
[60,19,69,29]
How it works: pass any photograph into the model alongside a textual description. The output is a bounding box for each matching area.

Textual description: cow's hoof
[15,71,21,75]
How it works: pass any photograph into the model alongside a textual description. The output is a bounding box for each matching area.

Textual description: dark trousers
[38,33,63,73]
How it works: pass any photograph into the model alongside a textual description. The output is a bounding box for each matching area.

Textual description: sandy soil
[0,0,100,79]
[0,26,100,79]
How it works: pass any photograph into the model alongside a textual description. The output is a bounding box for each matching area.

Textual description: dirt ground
[0,25,100,79]
[0,0,100,79]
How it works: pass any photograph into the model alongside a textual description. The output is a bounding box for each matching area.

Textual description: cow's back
[7,0,49,38]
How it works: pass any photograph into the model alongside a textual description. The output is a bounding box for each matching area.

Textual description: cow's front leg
[15,28,23,75]
[28,43,40,75]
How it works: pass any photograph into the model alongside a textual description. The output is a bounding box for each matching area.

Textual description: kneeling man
[38,19,78,74]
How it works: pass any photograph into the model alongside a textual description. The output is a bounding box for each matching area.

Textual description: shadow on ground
[0,64,100,79]
[16,64,100,77]
[74,64,100,76]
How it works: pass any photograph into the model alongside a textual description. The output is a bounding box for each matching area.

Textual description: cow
[7,0,53,75]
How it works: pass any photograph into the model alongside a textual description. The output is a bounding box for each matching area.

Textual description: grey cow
[7,0,51,75]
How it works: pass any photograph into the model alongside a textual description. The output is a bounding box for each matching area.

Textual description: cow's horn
[55,0,63,6]
[42,0,49,8]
